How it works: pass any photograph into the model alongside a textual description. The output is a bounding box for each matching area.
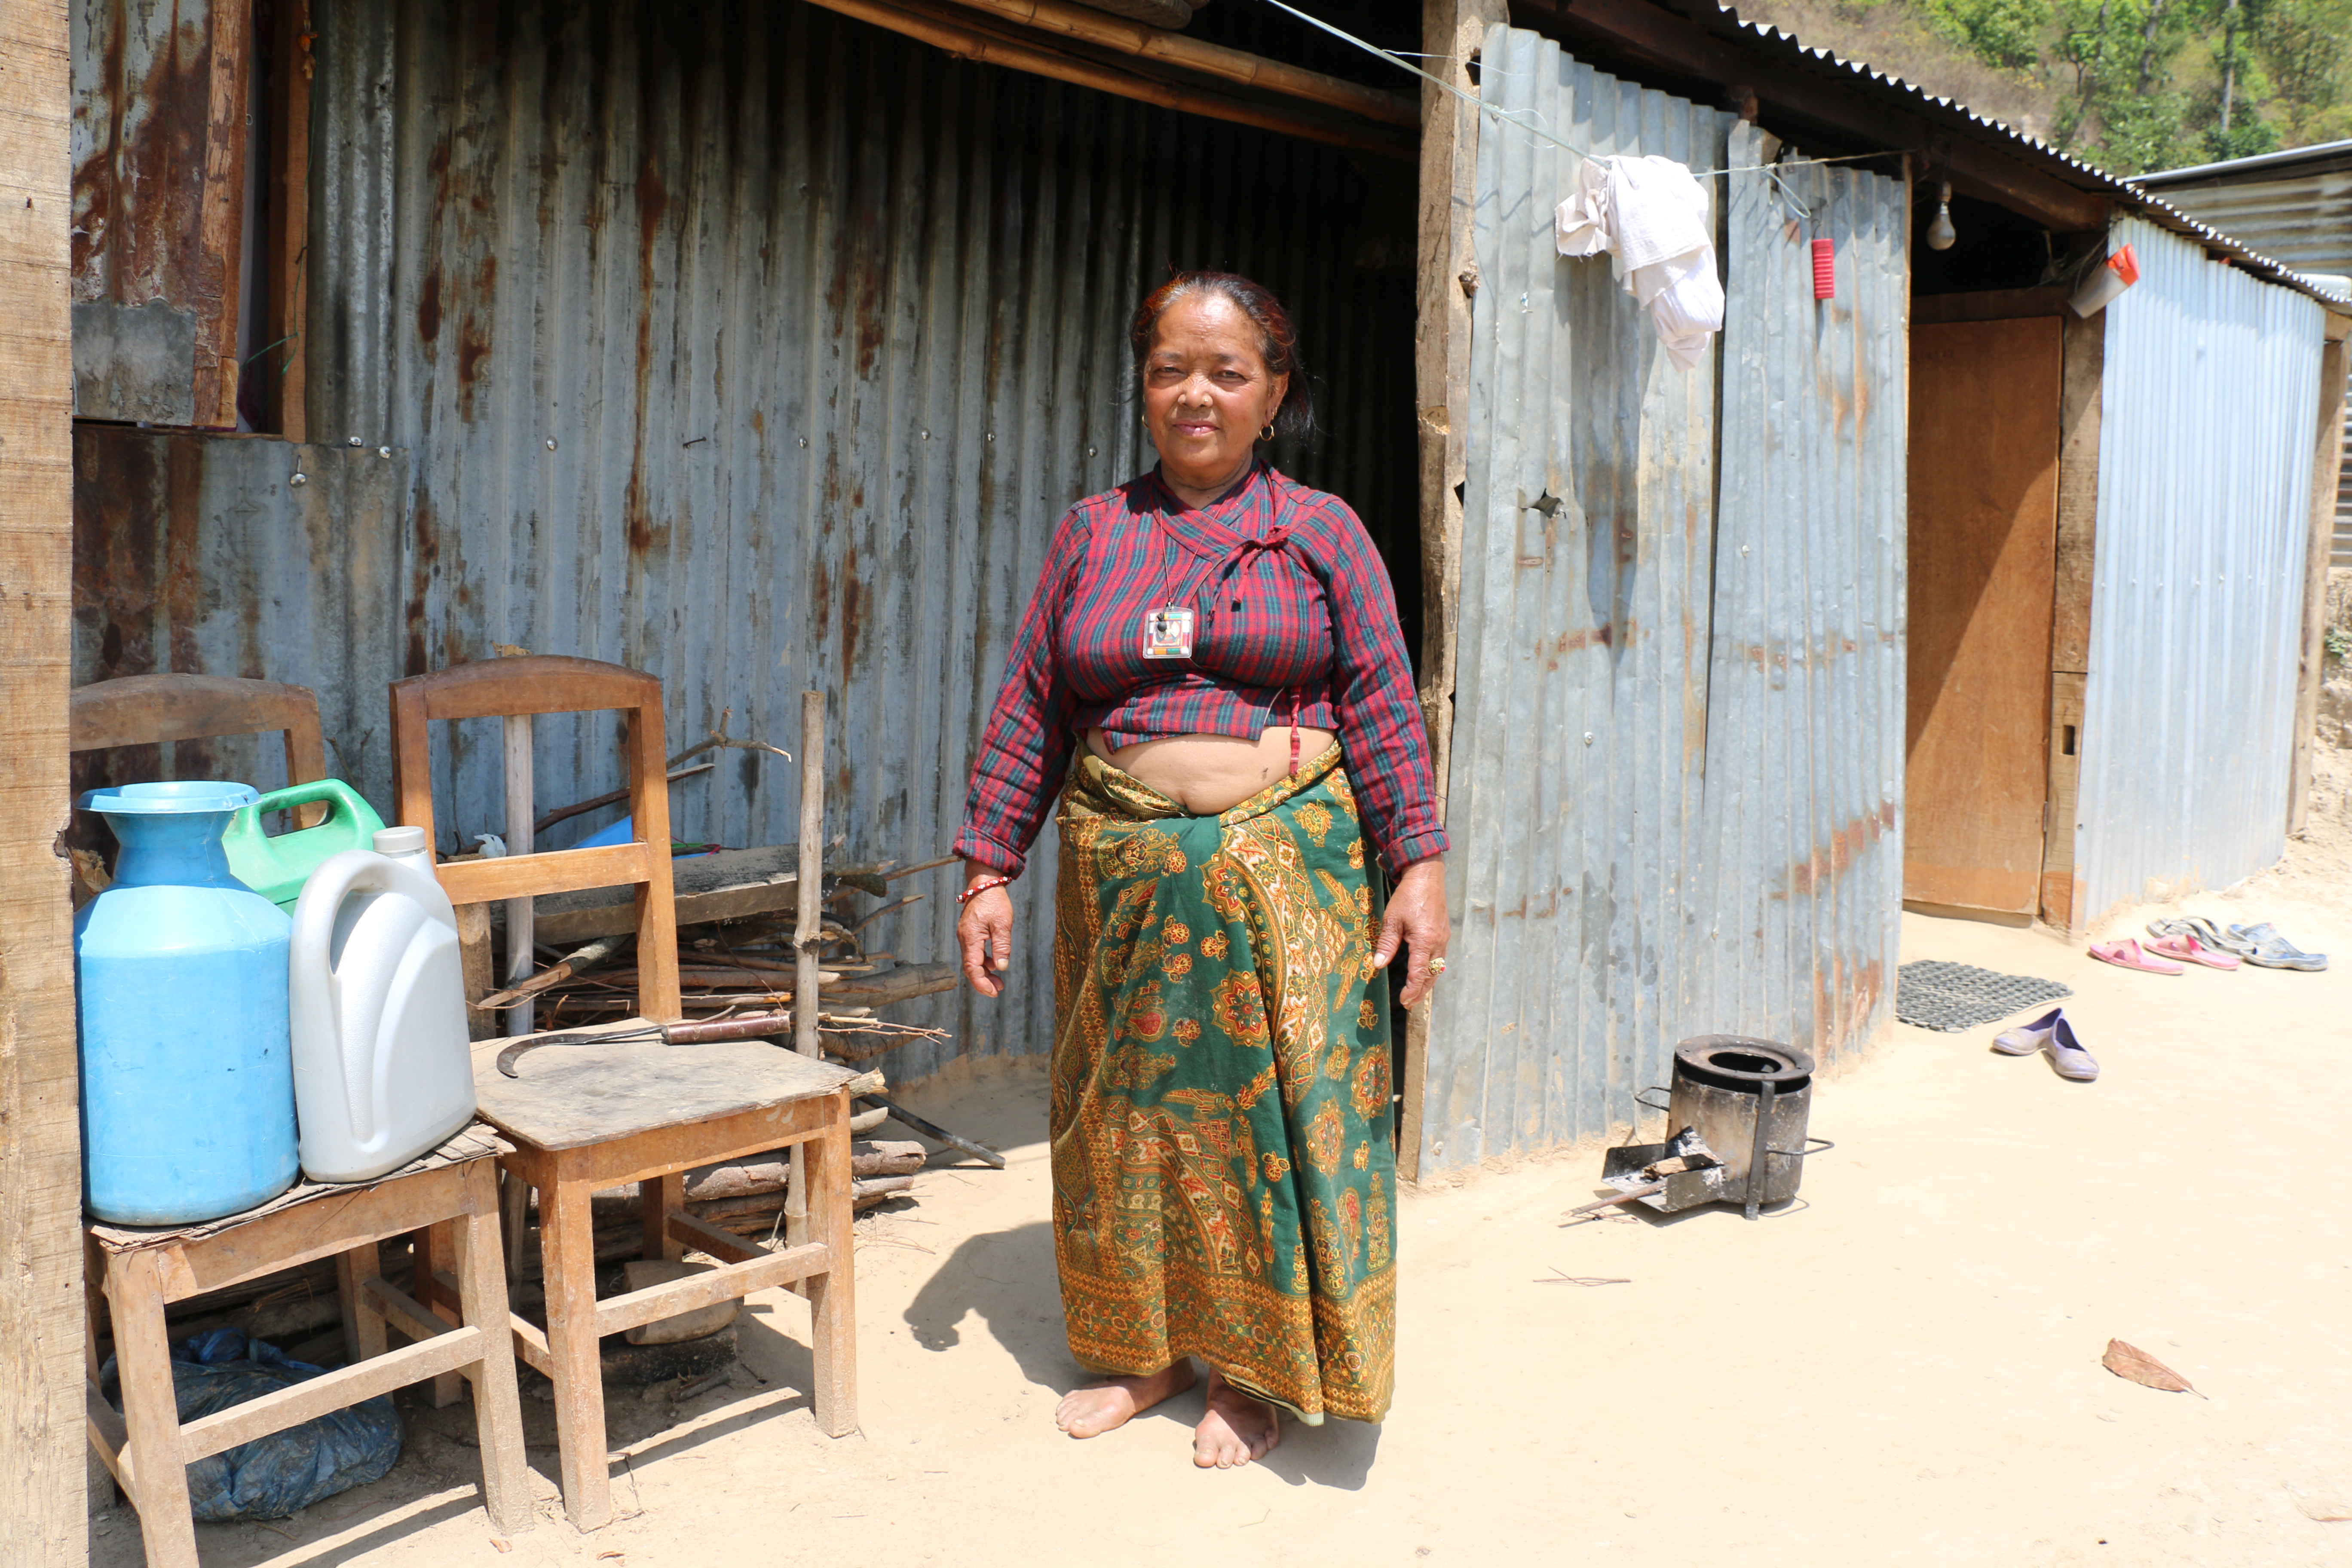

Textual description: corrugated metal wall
[2072,217,2324,925]
[1421,28,1905,1171]
[2144,168,2352,567]
[69,431,407,792]
[283,0,1415,1076]
[1697,122,1907,1082]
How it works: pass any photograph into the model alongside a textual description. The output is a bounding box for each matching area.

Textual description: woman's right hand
[956,863,1017,998]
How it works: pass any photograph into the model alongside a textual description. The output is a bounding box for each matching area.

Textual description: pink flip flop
[2089,938,2184,975]
[2145,933,2239,971]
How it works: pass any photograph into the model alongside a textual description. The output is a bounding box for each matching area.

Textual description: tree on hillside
[2257,0,2352,143]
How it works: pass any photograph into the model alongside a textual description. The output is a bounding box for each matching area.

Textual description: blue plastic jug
[75,782,300,1225]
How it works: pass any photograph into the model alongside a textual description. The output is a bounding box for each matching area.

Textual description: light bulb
[1927,181,1957,251]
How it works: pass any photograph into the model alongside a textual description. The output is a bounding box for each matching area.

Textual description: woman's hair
[1129,272,1317,445]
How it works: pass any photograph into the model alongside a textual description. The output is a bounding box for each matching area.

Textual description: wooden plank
[792,0,1415,158]
[83,1383,136,1500]
[438,841,658,906]
[108,1250,198,1563]
[509,1315,553,1377]
[475,1036,851,1153]
[414,1221,464,1406]
[0,0,85,1548]
[178,1327,484,1462]
[147,1160,474,1298]
[937,0,1418,125]
[1402,0,1507,1186]
[641,1171,687,1263]
[361,1274,457,1346]
[452,1160,532,1534]
[1904,317,2064,915]
[2039,672,2088,932]
[456,901,499,1041]
[2040,308,2104,932]
[594,1241,828,1338]
[2288,335,2351,838]
[261,0,311,439]
[336,1240,389,1366]
[1911,286,2073,325]
[2049,309,2106,674]
[538,1166,615,1528]
[664,1209,771,1266]
[804,1104,858,1437]
[194,0,253,429]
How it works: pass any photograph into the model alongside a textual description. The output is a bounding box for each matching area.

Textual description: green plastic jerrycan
[222,779,389,911]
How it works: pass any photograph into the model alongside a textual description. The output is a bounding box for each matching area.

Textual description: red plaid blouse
[954,462,1449,878]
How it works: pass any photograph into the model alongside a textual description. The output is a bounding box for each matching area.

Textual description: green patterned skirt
[1048,744,1396,1425]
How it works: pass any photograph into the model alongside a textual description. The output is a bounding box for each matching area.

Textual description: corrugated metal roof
[2071,216,2326,922]
[1692,3,2352,308]
[1420,28,1904,1171]
[2135,138,2352,188]
[288,0,1415,1080]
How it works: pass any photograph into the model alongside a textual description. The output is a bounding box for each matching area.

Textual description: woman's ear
[1266,371,1291,424]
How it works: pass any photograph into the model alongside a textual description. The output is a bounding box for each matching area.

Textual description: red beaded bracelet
[956,875,1014,906]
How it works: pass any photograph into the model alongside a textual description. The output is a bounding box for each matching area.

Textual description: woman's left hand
[1372,858,1449,1008]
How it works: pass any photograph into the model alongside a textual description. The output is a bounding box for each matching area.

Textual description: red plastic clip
[1811,238,1836,300]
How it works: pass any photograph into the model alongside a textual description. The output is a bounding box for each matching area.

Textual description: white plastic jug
[289,827,478,1182]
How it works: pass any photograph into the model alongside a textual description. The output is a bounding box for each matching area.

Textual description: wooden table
[474,1030,861,1529]
[84,1125,532,1567]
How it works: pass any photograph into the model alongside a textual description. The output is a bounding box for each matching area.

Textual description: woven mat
[1896,961,2072,1033]
[88,1121,510,1252]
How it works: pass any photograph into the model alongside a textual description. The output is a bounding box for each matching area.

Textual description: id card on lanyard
[1142,605,1194,660]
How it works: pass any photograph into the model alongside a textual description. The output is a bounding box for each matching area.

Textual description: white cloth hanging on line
[1553,154,1723,371]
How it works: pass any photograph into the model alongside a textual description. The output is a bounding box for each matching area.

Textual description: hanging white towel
[1553,154,1723,371]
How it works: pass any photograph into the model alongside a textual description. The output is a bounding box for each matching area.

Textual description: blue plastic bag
[100,1327,402,1520]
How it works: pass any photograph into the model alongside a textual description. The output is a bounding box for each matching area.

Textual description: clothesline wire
[1253,0,1896,181]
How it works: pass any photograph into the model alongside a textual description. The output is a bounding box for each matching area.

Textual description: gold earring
[1260,424,1275,442]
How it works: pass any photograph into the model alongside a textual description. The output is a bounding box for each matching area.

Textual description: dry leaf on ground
[2290,1487,2352,1523]
[2102,1338,2204,1396]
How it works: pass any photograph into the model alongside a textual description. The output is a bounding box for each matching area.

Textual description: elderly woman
[952,273,1448,1470]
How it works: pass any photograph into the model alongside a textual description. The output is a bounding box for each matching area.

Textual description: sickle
[494,1011,798,1077]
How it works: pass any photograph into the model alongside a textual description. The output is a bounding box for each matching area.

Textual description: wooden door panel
[1905,317,2062,913]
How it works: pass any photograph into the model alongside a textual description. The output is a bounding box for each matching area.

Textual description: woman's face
[1142,294,1289,494]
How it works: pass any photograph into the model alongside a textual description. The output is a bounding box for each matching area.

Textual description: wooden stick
[534,763,714,836]
[787,692,826,1250]
[882,855,959,882]
[472,934,632,1011]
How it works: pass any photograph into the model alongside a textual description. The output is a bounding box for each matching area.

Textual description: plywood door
[1905,317,2063,914]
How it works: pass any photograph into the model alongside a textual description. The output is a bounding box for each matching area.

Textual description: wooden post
[787,692,826,1249]
[0,0,89,1552]
[503,714,535,1035]
[2288,319,2352,838]
[1400,0,1506,1184]
[2040,306,2106,934]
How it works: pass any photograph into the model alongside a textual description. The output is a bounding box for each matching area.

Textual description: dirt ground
[92,831,2352,1568]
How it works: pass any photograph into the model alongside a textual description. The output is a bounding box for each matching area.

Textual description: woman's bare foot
[1054,1360,1197,1439]
[1193,1369,1281,1469]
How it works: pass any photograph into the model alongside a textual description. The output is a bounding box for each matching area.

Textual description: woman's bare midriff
[1085,725,1337,816]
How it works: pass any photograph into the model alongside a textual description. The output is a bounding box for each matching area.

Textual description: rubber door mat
[1896,960,2072,1032]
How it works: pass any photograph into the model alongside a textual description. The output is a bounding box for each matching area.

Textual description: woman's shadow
[902,1220,1380,1489]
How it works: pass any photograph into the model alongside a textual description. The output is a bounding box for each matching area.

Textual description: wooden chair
[390,656,858,1531]
[71,672,329,826]
[71,677,534,1565]
[84,1147,533,1568]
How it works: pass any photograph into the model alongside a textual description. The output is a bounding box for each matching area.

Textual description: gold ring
[1428,957,1447,974]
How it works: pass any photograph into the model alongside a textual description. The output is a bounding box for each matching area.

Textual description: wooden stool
[389,655,858,1529]
[85,1128,533,1567]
